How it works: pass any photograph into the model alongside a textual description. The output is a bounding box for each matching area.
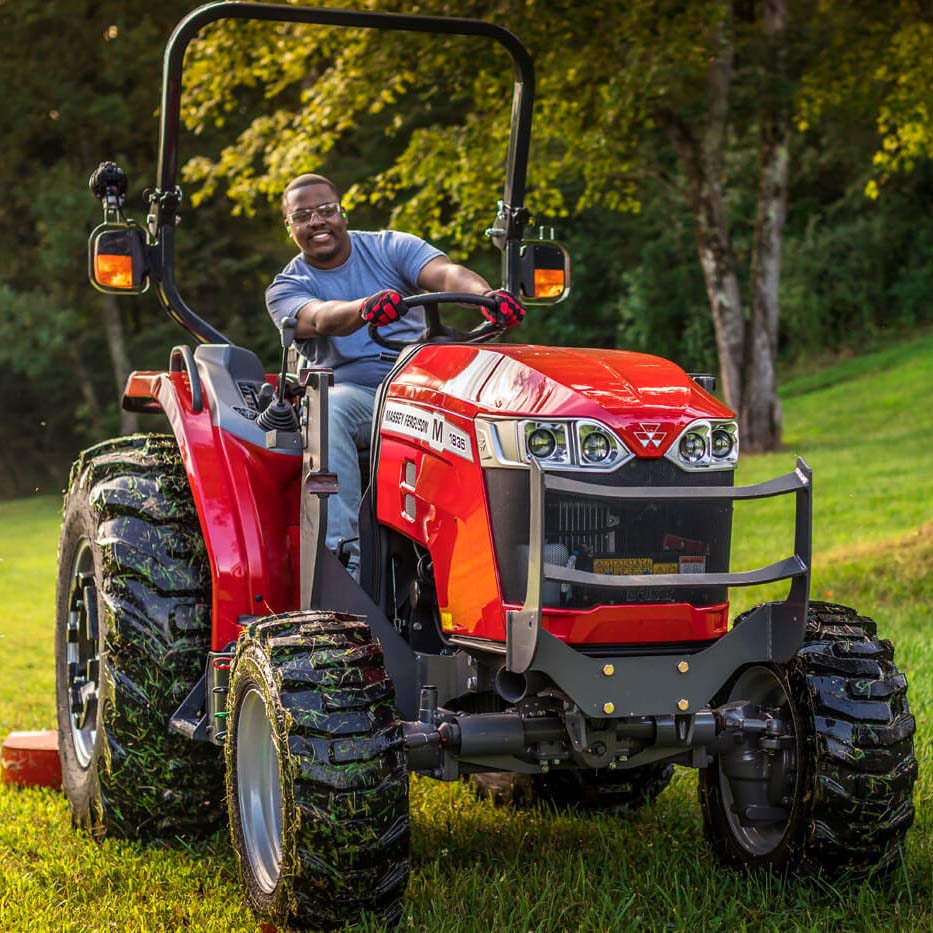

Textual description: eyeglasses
[285,202,342,226]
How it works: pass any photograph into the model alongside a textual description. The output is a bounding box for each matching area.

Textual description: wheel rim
[719,665,798,857]
[237,686,284,894]
[66,538,100,769]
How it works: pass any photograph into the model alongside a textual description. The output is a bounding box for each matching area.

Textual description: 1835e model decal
[381,401,474,461]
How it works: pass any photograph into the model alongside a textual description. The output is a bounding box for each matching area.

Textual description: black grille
[486,460,733,608]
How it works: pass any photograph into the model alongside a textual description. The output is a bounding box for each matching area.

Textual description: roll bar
[150,1,536,345]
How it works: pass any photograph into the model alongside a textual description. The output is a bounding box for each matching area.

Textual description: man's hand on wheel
[482,289,526,329]
[360,290,406,327]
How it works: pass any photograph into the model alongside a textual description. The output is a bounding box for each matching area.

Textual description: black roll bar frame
[150,1,535,345]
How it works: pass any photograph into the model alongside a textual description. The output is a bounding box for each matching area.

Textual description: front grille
[486,460,733,608]
[550,496,620,553]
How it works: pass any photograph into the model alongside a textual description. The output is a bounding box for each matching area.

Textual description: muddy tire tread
[699,600,916,877]
[227,611,409,930]
[57,433,223,839]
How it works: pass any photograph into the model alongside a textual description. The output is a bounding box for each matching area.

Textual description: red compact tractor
[58,3,916,929]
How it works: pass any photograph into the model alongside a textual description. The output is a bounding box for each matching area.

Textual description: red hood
[391,344,733,457]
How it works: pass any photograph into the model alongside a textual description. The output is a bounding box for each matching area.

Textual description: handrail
[169,345,203,413]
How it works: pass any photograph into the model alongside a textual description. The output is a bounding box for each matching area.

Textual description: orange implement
[1,730,62,789]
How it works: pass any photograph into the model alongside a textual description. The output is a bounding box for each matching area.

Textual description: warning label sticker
[593,558,653,576]
[381,401,474,462]
[591,557,705,576]
[678,555,706,574]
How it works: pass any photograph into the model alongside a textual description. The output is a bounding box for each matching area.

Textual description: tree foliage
[1,1,933,493]
[176,0,802,449]
[0,0,285,496]
[179,1,746,255]
[795,0,933,198]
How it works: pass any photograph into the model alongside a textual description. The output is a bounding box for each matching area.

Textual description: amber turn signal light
[533,267,565,299]
[94,253,135,289]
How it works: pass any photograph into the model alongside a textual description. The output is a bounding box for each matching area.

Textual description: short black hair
[281,174,341,214]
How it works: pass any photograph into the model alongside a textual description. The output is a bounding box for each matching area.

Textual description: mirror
[88,223,148,294]
[519,240,571,304]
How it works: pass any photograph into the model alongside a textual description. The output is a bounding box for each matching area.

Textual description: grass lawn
[1,334,931,930]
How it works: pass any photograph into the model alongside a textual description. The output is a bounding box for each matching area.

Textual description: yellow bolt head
[677,698,689,711]
[602,664,615,677]
[603,702,615,715]
[677,661,689,674]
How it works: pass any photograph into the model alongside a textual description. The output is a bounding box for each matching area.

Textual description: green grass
[2,334,932,930]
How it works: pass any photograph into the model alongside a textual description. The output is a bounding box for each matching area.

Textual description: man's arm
[293,299,366,338]
[285,255,496,337]
[416,255,525,329]
[417,256,492,295]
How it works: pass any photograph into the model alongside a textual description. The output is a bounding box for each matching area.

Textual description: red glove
[483,289,525,329]
[360,289,406,327]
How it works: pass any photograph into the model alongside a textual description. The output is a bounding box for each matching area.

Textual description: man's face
[283,182,350,269]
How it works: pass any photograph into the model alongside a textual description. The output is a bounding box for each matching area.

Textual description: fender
[124,368,302,650]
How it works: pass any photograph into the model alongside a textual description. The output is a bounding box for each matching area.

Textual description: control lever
[256,316,300,434]
[277,317,297,404]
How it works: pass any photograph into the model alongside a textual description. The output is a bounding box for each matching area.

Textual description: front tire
[699,601,916,876]
[55,434,223,838]
[226,611,410,929]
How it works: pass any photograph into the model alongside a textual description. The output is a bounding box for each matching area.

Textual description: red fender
[125,370,302,651]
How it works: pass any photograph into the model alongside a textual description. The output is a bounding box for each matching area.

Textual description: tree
[175,0,810,449]
[0,0,286,495]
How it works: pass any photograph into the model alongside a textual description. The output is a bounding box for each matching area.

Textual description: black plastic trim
[169,345,203,413]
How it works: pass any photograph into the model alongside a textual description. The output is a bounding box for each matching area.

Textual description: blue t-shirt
[266,229,443,387]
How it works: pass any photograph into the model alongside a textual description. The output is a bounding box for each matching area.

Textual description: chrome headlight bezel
[522,421,571,466]
[575,421,629,469]
[665,419,739,471]
[475,417,633,471]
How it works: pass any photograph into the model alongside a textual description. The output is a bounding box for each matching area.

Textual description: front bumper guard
[506,459,812,717]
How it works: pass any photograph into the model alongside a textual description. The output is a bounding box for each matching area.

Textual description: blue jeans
[326,383,378,577]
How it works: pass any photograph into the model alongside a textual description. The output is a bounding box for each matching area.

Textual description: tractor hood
[389,344,733,459]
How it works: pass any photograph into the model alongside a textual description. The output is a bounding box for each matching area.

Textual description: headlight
[577,422,626,467]
[477,418,632,470]
[665,420,738,471]
[711,427,735,459]
[523,421,570,465]
[528,427,557,459]
[679,431,707,463]
[581,431,611,462]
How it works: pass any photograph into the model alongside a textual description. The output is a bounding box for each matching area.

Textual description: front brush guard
[506,460,813,717]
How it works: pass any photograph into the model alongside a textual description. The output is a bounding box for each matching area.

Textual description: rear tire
[55,434,223,838]
[226,611,410,929]
[699,601,916,876]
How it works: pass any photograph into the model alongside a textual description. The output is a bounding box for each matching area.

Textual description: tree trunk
[742,0,789,452]
[657,3,746,415]
[100,293,140,435]
[67,343,104,434]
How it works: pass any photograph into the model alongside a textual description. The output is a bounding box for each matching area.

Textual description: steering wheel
[367,292,504,353]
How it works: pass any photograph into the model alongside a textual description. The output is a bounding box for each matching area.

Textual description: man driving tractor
[265,172,526,576]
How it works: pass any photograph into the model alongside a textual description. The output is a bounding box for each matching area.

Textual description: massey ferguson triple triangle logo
[633,423,667,449]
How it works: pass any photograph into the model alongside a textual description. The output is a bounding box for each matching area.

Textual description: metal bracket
[167,672,210,742]
[299,367,335,609]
